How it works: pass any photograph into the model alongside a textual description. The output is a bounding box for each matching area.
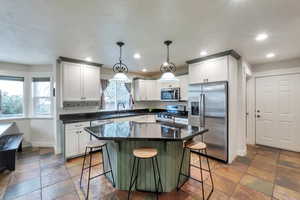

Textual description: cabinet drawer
[65,122,90,131]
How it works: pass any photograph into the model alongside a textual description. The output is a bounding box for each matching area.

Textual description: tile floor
[0,145,300,200]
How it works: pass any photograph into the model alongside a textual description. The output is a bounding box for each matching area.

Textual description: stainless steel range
[156,105,188,125]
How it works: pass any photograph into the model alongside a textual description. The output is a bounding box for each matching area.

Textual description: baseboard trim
[31,141,54,147]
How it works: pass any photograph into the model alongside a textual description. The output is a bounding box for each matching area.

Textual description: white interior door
[255,74,300,151]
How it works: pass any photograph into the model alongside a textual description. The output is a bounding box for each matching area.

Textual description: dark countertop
[84,121,208,141]
[0,123,14,137]
[60,109,165,124]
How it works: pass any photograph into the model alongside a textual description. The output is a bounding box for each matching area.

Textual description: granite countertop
[84,121,208,141]
[0,123,14,137]
[59,109,165,124]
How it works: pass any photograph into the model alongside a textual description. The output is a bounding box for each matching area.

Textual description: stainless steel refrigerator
[188,81,228,163]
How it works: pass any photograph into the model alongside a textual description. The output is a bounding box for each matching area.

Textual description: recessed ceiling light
[200,50,208,56]
[266,53,275,58]
[85,57,92,62]
[255,33,269,41]
[133,53,141,59]
[142,68,147,72]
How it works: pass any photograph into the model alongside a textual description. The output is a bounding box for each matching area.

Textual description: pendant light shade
[110,42,131,83]
[159,72,178,82]
[110,72,131,82]
[158,40,178,82]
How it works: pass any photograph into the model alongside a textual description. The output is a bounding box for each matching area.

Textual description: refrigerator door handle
[202,93,206,127]
[199,93,205,127]
[199,94,202,123]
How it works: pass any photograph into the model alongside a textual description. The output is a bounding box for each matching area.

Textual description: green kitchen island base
[102,140,190,192]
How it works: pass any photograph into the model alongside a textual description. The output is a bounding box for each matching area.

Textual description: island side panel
[103,140,190,192]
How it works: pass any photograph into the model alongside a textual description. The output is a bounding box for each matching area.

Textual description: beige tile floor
[0,145,300,200]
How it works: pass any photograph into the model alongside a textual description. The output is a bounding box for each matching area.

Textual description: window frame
[0,72,26,119]
[31,76,52,117]
[102,79,131,111]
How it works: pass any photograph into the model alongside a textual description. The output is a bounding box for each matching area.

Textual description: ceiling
[0,0,300,72]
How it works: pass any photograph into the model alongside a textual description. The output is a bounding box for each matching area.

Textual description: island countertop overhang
[84,121,208,141]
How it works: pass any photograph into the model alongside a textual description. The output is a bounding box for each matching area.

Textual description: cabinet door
[189,62,207,84]
[188,56,228,84]
[82,65,100,101]
[138,80,148,101]
[206,56,228,82]
[78,130,91,154]
[159,81,179,89]
[146,80,160,101]
[65,130,79,158]
[62,62,82,101]
[178,75,188,101]
[147,115,156,122]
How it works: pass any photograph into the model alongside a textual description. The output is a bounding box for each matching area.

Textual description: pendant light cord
[119,45,122,64]
[167,45,170,63]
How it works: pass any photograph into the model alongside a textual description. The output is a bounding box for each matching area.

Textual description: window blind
[32,77,50,82]
[0,76,24,81]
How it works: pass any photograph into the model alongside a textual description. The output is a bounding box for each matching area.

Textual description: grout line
[39,149,43,200]
[271,150,280,199]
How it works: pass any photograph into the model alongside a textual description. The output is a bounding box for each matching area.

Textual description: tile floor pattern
[0,145,300,200]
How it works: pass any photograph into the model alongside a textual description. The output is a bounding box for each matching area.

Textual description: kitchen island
[84,121,208,192]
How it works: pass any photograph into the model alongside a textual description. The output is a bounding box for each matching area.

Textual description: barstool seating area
[77,137,214,200]
[79,140,115,199]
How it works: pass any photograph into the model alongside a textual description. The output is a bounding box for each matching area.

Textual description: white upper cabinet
[148,80,160,101]
[178,75,188,101]
[82,65,100,101]
[134,79,147,101]
[62,62,82,101]
[134,79,159,101]
[159,80,180,89]
[62,62,100,102]
[134,76,188,101]
[189,56,228,84]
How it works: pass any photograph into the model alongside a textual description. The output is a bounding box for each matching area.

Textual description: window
[0,76,24,118]
[103,80,131,110]
[32,77,51,116]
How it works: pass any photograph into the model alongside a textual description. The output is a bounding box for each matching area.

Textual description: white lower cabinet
[65,122,91,158]
[79,130,91,154]
[65,130,80,158]
[65,115,157,158]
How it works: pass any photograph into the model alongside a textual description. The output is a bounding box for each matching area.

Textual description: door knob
[256,115,261,118]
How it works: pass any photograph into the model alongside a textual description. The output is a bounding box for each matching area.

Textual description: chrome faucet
[117,102,125,112]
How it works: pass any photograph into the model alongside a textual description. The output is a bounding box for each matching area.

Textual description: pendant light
[110,41,131,83]
[158,40,179,82]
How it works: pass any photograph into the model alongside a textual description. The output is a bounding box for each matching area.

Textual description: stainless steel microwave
[161,88,180,101]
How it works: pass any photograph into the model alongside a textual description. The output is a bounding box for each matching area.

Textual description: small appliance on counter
[160,88,180,101]
[156,105,188,125]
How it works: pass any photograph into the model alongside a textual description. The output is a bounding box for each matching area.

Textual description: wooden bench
[0,134,23,171]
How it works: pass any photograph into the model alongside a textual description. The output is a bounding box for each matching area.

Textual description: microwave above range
[161,88,180,101]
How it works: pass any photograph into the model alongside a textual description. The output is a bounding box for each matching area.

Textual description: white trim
[254,67,300,77]
[29,73,54,117]
[31,141,54,147]
[0,116,53,121]
[249,65,300,146]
